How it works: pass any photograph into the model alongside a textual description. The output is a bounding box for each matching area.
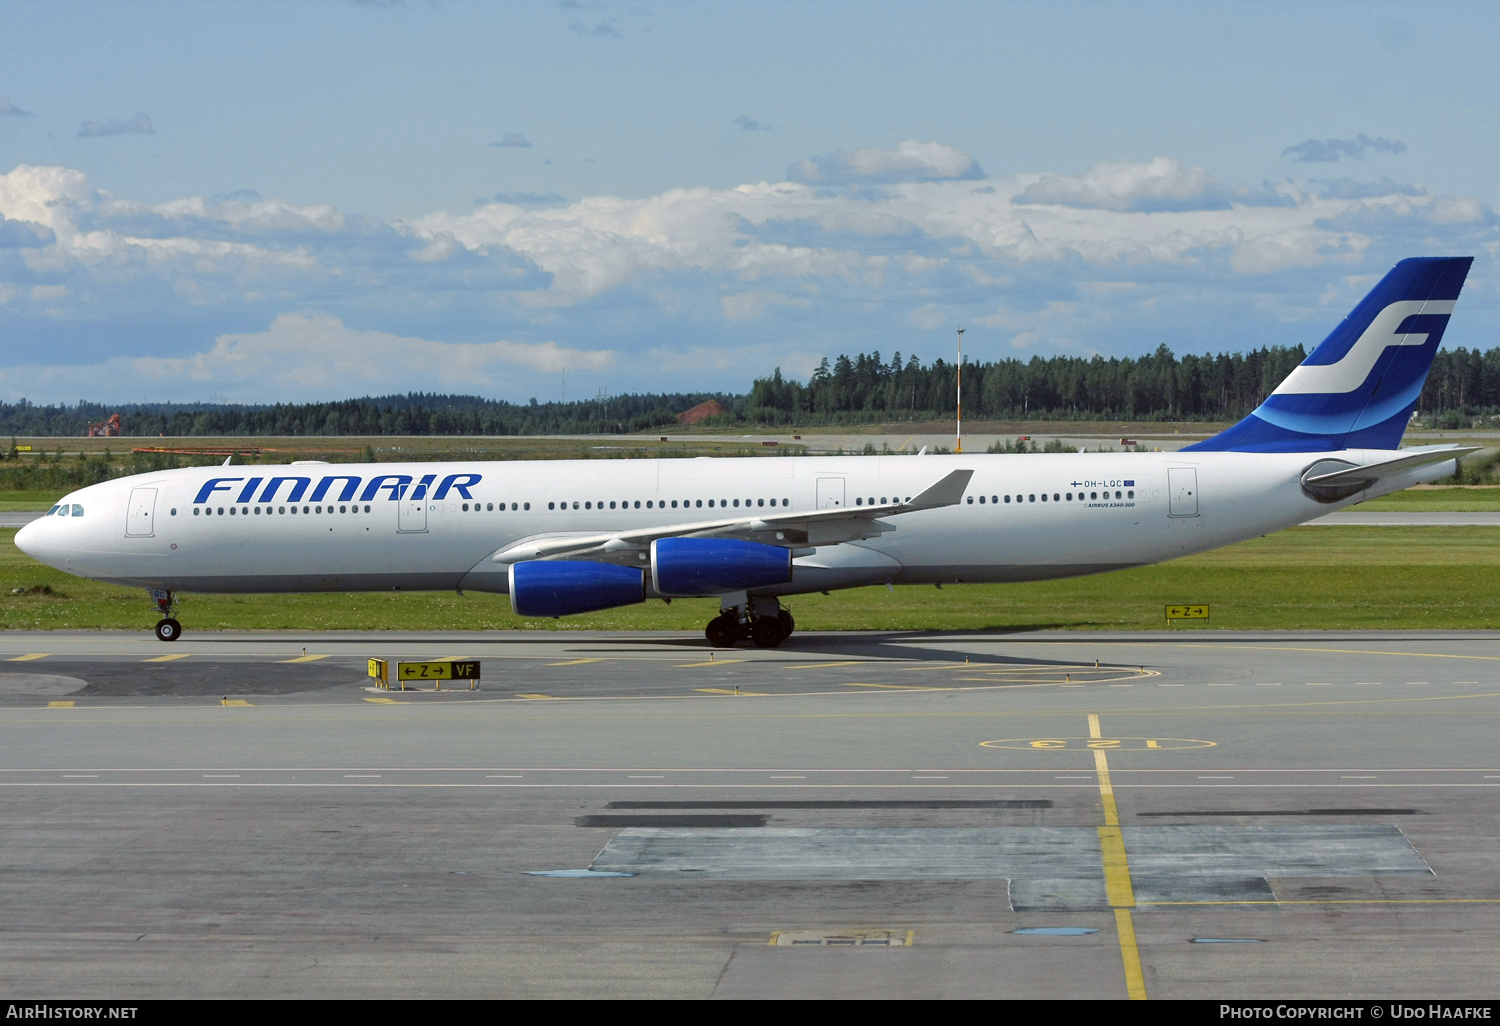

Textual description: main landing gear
[150,589,183,642]
[705,598,794,649]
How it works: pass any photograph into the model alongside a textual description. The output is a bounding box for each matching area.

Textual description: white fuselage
[14,450,1452,601]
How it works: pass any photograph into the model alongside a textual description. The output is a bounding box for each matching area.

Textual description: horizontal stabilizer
[1303,446,1478,488]
[1301,445,1476,502]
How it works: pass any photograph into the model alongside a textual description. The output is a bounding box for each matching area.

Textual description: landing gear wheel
[778,610,795,638]
[705,614,740,648]
[751,616,786,649]
[154,618,183,643]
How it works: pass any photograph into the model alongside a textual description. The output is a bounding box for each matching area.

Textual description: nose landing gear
[704,598,794,649]
[150,589,182,642]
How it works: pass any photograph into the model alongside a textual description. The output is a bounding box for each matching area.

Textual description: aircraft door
[398,498,427,533]
[816,478,845,510]
[125,487,157,537]
[1168,468,1199,517]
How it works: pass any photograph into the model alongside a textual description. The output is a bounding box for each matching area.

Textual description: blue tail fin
[1184,256,1472,453]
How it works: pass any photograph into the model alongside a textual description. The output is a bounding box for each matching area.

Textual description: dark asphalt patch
[576,814,768,828]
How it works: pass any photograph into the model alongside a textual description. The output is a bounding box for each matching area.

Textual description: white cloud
[790,140,984,186]
[720,290,809,321]
[1016,156,1292,212]
[1,149,1496,403]
[0,313,613,402]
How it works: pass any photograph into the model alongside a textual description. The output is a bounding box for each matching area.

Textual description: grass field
[4,525,1498,633]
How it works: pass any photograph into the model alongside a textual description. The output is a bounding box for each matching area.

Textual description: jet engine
[651,538,792,596]
[508,560,645,617]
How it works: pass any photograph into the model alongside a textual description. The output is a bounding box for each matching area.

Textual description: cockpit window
[56,505,70,517]
[46,505,60,515]
[71,504,84,517]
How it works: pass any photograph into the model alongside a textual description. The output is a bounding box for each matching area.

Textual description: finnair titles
[17,257,1475,647]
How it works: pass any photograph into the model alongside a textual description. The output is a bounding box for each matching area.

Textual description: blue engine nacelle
[651,538,792,596]
[509,560,645,618]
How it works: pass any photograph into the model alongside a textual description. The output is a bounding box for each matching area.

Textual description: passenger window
[219,507,225,515]
[193,508,200,516]
[1127,490,1134,499]
[253,507,261,515]
[978,495,985,504]
[708,500,715,507]
[857,497,864,506]
[758,499,765,507]
[1029,495,1035,502]
[572,502,579,510]
[230,507,237,516]
[966,496,973,504]
[364,505,371,513]
[1115,491,1122,499]
[634,501,640,509]
[1041,494,1048,502]
[169,508,175,516]
[1053,494,1059,502]
[671,500,678,508]
[280,506,286,514]
[1003,495,1010,503]
[1090,492,1097,500]
[990,496,997,504]
[696,500,702,508]
[522,502,529,510]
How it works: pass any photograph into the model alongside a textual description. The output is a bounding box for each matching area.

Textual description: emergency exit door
[1168,468,1199,517]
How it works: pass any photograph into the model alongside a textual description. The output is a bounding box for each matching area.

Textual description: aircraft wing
[493,468,973,565]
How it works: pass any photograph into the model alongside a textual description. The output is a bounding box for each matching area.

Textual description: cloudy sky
[1,0,1498,405]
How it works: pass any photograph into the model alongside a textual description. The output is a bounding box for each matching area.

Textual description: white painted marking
[344,774,381,778]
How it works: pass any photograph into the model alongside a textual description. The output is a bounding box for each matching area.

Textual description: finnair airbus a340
[16,257,1475,647]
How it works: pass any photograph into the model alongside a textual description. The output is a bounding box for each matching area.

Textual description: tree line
[4,344,1500,437]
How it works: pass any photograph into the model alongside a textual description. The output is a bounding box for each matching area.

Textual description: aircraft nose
[14,518,39,557]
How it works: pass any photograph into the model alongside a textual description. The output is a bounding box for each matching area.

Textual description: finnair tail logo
[1275,299,1455,396]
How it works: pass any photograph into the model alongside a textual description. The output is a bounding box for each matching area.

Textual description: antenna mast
[955,328,965,454]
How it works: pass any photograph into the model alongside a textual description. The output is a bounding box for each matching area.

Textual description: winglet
[903,469,973,511]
